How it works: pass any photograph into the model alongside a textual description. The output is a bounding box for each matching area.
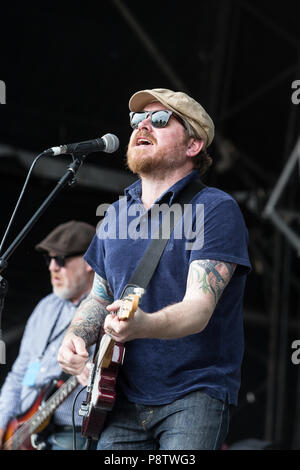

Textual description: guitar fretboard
[29,375,78,432]
[4,375,78,450]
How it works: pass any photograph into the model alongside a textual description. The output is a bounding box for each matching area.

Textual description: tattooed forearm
[187,259,236,306]
[69,274,114,347]
[69,295,107,346]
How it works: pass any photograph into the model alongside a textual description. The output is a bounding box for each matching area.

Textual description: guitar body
[81,342,125,440]
[3,375,78,450]
[3,388,51,450]
[80,287,144,441]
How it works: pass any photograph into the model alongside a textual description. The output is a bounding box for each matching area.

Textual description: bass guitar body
[3,375,78,450]
[3,390,48,450]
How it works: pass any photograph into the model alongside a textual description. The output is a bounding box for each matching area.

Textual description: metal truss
[111,0,300,448]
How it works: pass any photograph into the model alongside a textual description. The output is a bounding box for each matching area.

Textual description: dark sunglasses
[43,252,84,268]
[129,110,186,129]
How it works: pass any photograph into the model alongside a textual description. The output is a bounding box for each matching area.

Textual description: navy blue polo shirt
[84,170,251,405]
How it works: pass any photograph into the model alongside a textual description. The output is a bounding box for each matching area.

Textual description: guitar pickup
[86,364,95,392]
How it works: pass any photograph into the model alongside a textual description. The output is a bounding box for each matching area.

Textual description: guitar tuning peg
[133,287,145,297]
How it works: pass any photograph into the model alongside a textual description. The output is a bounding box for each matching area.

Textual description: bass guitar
[79,286,144,441]
[3,374,78,450]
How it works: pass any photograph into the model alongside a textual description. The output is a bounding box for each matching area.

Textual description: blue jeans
[97,390,230,450]
[47,431,87,450]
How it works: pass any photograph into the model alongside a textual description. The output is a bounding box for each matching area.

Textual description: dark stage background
[0,0,300,450]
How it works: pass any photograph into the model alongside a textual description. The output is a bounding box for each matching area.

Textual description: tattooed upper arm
[91,274,114,305]
[185,259,236,307]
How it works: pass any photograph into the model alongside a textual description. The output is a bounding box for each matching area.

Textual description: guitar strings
[3,375,78,450]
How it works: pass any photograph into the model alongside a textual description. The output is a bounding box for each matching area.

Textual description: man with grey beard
[0,220,95,450]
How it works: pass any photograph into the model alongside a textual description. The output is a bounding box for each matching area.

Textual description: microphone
[43,133,119,157]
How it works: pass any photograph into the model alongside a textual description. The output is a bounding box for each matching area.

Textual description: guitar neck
[28,375,79,432]
[95,333,115,370]
[4,375,78,450]
[94,291,143,369]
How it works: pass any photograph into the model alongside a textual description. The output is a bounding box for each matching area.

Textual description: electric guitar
[3,375,78,450]
[79,287,145,441]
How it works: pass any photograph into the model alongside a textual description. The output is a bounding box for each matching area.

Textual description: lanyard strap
[40,304,66,358]
[40,296,86,358]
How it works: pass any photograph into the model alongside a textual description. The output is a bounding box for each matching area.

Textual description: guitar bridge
[79,401,89,417]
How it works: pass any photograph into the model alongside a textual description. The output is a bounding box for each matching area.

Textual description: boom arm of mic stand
[0,156,84,363]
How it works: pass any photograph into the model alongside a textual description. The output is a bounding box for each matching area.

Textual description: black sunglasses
[43,252,84,268]
[129,110,186,129]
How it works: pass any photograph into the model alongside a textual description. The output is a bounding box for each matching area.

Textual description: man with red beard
[0,220,95,450]
[58,89,251,450]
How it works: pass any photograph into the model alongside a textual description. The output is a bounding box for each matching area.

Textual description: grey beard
[53,285,79,301]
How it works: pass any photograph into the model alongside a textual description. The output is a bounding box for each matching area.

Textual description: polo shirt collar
[124,169,199,206]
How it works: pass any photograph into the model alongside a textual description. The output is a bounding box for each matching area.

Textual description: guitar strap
[77,178,206,448]
[127,178,206,291]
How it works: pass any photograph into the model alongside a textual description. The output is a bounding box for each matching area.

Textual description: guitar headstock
[118,287,145,321]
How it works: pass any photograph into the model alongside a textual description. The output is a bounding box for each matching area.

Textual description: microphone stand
[0,155,85,363]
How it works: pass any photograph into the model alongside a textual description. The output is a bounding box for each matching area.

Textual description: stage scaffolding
[111,0,300,447]
[0,0,298,449]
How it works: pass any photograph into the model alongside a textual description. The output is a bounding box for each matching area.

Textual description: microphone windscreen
[102,134,120,153]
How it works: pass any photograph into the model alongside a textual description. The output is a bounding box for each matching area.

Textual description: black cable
[71,385,86,450]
